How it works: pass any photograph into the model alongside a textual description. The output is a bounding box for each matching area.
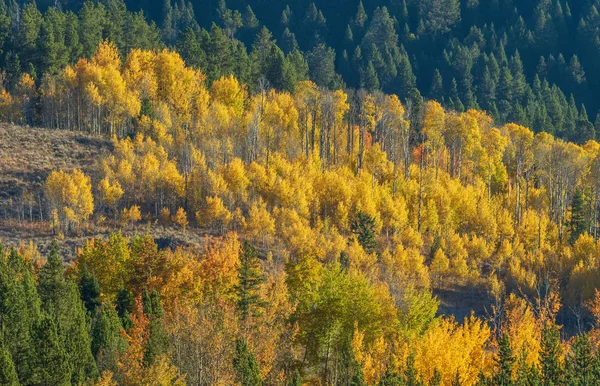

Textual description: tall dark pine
[565,334,597,385]
[569,190,587,244]
[350,211,377,254]
[37,241,98,383]
[142,289,168,365]
[30,316,72,386]
[0,336,19,386]
[235,242,265,324]
[540,325,563,386]
[78,263,101,315]
[233,338,262,386]
[494,334,515,386]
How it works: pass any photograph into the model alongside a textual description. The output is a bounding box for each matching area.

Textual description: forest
[1,0,600,385]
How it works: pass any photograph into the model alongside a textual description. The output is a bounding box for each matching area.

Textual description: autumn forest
[2,0,600,385]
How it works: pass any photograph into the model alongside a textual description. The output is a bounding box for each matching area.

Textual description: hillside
[1,1,600,385]
[0,125,213,256]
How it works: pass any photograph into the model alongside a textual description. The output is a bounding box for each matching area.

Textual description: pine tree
[353,1,368,30]
[281,28,298,54]
[79,263,101,315]
[350,211,377,254]
[494,334,515,386]
[379,366,402,385]
[565,334,597,385]
[569,190,587,244]
[430,369,443,386]
[361,61,380,91]
[0,337,19,386]
[430,69,444,102]
[452,370,462,386]
[540,325,563,386]
[404,353,423,386]
[243,5,259,30]
[30,315,72,386]
[288,369,303,386]
[142,289,168,365]
[306,43,336,87]
[91,305,127,373]
[233,338,262,386]
[265,45,286,90]
[0,249,40,385]
[235,242,265,324]
[38,241,98,383]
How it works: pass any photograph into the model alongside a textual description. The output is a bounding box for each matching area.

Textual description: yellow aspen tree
[45,169,94,232]
[173,207,189,232]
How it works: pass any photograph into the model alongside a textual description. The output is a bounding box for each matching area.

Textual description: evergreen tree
[565,334,597,385]
[430,369,442,386]
[38,241,98,383]
[265,45,290,91]
[30,315,71,386]
[242,5,259,30]
[233,338,262,386]
[142,289,168,365]
[569,190,587,244]
[350,211,377,254]
[0,336,19,386]
[576,105,595,142]
[91,305,126,373]
[510,51,527,102]
[0,249,40,385]
[281,28,298,54]
[494,334,515,386]
[306,43,336,87]
[540,325,563,386]
[361,61,380,91]
[353,1,367,30]
[235,242,265,324]
[176,28,206,69]
[78,1,106,57]
[430,69,444,102]
[78,263,100,315]
[288,369,303,386]
[405,353,423,386]
[379,366,402,385]
[452,370,462,386]
[206,23,234,82]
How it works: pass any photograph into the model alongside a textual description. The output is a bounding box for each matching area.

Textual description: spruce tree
[38,241,98,383]
[361,61,380,91]
[233,338,262,386]
[78,263,101,315]
[565,334,597,385]
[430,369,442,386]
[142,289,168,365]
[235,242,265,324]
[569,190,587,244]
[494,334,515,386]
[350,211,377,254]
[430,69,444,102]
[1,249,40,385]
[91,305,127,373]
[288,369,303,386]
[0,337,19,386]
[30,315,72,386]
[540,325,563,386]
[379,366,402,385]
[404,353,423,386]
